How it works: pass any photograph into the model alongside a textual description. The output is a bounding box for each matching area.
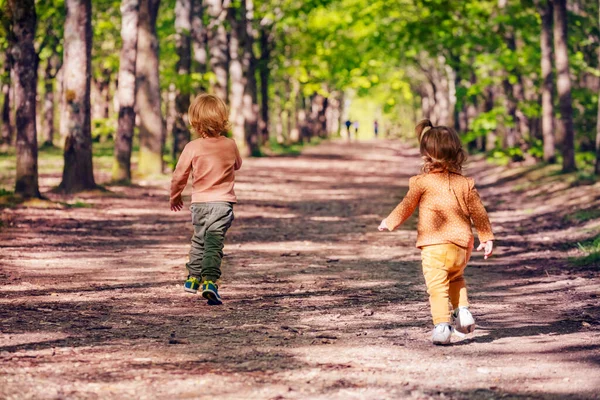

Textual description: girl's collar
[428,168,462,175]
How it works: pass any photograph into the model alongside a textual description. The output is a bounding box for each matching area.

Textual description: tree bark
[595,0,600,175]
[1,50,13,149]
[240,0,259,155]
[42,60,55,147]
[113,0,139,182]
[172,0,193,161]
[59,0,96,193]
[92,72,110,121]
[192,0,207,80]
[540,0,556,163]
[484,87,497,151]
[553,0,576,172]
[258,23,272,143]
[136,0,164,175]
[206,0,228,101]
[228,4,245,151]
[8,0,40,197]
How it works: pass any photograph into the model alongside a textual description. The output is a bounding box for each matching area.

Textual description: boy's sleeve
[466,178,494,243]
[170,144,193,203]
[384,176,423,231]
[233,140,242,171]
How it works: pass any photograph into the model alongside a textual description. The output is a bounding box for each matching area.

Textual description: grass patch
[0,188,22,208]
[570,236,600,267]
[263,137,324,156]
[69,199,93,208]
[565,209,600,223]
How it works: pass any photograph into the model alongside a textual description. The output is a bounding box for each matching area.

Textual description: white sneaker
[453,307,475,334]
[431,323,452,345]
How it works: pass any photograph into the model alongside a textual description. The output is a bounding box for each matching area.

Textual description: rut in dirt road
[1,141,599,399]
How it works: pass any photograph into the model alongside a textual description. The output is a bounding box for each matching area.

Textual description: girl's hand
[378,219,389,231]
[477,240,494,259]
[170,196,184,212]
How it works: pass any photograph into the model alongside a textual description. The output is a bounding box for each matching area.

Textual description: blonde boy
[170,94,242,305]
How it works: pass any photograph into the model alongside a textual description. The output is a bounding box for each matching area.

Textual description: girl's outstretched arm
[380,176,424,231]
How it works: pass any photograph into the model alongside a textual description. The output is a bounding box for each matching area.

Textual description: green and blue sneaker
[202,280,222,305]
[184,276,201,294]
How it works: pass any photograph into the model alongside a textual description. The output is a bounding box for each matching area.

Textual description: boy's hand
[170,196,184,212]
[378,219,389,231]
[477,240,494,259]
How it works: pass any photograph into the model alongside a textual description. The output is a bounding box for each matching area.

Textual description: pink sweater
[170,136,242,204]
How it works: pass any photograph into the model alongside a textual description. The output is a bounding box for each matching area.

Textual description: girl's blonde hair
[188,93,231,138]
[416,119,466,173]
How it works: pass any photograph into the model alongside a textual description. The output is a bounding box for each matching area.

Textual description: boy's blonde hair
[188,93,230,138]
[416,119,466,173]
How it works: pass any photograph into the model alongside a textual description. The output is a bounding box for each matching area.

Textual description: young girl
[378,119,494,345]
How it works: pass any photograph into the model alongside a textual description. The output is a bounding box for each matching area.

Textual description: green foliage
[91,118,116,142]
[566,209,600,223]
[91,1,121,79]
[571,236,600,267]
[487,147,524,165]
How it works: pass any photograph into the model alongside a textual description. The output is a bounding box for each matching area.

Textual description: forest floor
[1,140,599,400]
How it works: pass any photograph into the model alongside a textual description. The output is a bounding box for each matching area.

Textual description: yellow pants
[421,243,472,325]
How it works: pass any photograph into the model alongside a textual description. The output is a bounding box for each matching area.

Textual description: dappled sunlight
[1,140,599,399]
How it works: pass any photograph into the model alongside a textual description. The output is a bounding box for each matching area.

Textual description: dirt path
[1,141,599,399]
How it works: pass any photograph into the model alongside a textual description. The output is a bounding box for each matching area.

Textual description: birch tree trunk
[113,0,139,182]
[136,0,164,175]
[59,0,96,193]
[9,0,40,197]
[172,0,193,161]
[540,0,556,163]
[553,0,576,172]
[206,0,228,101]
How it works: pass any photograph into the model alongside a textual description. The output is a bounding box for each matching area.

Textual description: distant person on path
[374,120,379,138]
[170,93,242,306]
[345,119,352,141]
[353,120,359,137]
[378,119,494,345]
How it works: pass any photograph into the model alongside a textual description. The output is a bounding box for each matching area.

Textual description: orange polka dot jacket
[384,171,494,249]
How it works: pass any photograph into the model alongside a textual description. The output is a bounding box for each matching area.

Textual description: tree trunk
[192,0,207,82]
[484,87,497,151]
[258,23,272,143]
[228,4,245,151]
[172,0,193,161]
[595,0,600,175]
[113,0,139,182]
[136,0,164,175]
[1,50,13,149]
[540,0,556,163]
[59,0,96,193]
[326,92,341,137]
[553,0,576,172]
[42,60,56,147]
[8,0,40,197]
[241,0,259,155]
[206,0,228,101]
[92,72,110,121]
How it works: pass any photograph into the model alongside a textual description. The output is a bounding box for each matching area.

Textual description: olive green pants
[186,202,234,282]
